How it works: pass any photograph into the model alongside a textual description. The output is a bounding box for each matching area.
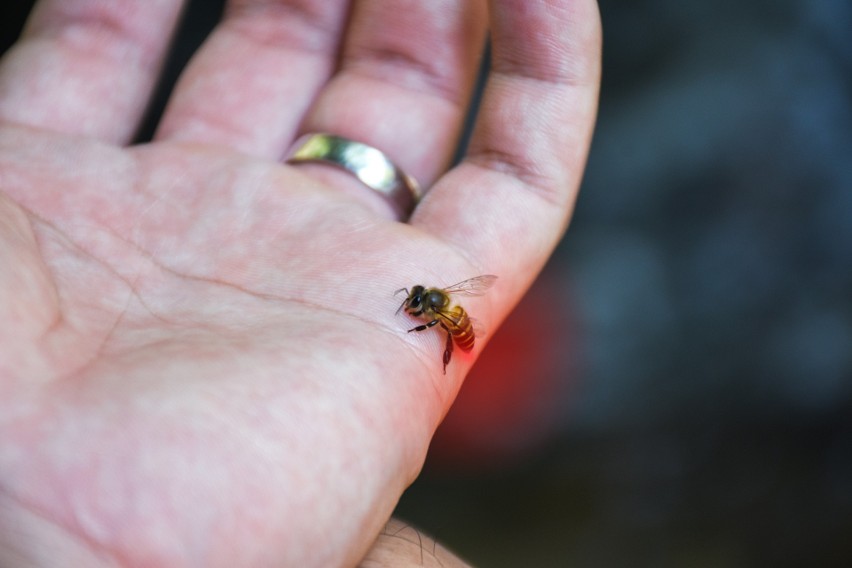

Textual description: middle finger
[293,0,488,189]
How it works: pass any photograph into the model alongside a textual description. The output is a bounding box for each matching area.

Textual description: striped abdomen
[444,306,475,352]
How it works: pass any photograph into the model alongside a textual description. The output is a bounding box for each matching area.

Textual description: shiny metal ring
[286,133,422,218]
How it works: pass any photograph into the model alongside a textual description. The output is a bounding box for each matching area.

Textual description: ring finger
[295,0,488,189]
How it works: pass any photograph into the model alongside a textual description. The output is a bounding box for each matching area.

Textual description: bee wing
[469,317,487,339]
[443,274,498,296]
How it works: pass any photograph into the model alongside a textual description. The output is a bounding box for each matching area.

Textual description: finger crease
[465,149,564,207]
[342,48,467,107]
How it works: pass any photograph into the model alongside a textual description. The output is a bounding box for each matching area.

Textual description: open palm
[0,1,600,566]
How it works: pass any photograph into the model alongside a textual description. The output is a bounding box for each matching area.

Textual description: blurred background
[3,1,850,566]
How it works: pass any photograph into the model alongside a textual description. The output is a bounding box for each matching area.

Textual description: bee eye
[410,294,422,306]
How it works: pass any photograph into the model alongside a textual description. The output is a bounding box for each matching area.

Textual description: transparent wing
[469,317,487,339]
[443,274,498,296]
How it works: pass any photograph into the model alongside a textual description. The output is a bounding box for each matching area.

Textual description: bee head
[395,285,424,315]
[407,286,425,309]
[395,285,423,315]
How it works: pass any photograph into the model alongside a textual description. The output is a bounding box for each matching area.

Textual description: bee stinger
[395,275,497,374]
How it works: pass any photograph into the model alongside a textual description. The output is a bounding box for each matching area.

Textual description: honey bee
[395,275,497,374]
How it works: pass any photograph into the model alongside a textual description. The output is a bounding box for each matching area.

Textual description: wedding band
[286,133,422,218]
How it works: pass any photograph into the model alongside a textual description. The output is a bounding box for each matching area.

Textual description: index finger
[411,0,601,297]
[0,0,185,143]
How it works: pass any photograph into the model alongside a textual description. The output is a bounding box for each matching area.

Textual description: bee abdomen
[450,309,476,352]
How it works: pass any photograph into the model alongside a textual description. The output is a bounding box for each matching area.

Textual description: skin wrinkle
[26,3,167,68]
[342,47,469,108]
[335,3,486,113]
[155,96,276,154]
[14,196,303,381]
[68,295,131,388]
[464,84,597,206]
[32,226,446,403]
[31,231,134,382]
[464,150,558,204]
[0,204,62,336]
[45,221,434,380]
[490,1,599,86]
[225,0,346,55]
[0,489,124,568]
[25,221,106,341]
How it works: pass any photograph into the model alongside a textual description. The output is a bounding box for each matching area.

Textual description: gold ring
[286,133,422,218]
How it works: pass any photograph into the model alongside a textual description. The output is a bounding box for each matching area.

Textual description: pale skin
[0,0,601,566]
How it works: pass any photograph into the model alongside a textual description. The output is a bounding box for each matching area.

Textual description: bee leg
[442,330,453,375]
[407,319,440,333]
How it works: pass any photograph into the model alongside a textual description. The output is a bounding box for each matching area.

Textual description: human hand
[0,0,600,565]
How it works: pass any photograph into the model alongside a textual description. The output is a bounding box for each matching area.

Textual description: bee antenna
[394,288,409,315]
